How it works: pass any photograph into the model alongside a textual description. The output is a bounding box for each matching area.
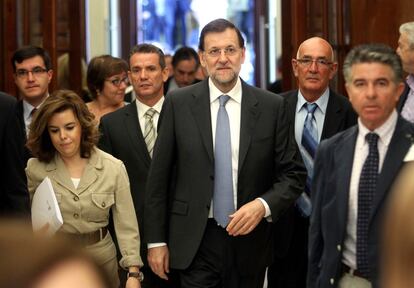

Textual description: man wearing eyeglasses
[144,18,306,288]
[12,46,53,165]
[268,37,356,288]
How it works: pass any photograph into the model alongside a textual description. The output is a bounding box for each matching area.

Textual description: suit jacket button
[74,196,79,201]
[337,244,341,251]
[330,278,335,285]
[102,202,106,207]
[209,175,214,180]
[74,213,79,219]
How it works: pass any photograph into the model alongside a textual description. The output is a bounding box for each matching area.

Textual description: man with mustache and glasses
[308,44,414,288]
[144,18,306,288]
[99,44,180,288]
[268,37,356,288]
[12,46,53,165]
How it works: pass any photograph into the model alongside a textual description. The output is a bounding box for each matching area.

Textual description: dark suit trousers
[267,211,308,288]
[179,219,265,288]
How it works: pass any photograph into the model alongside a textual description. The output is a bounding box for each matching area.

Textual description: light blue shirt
[294,88,330,148]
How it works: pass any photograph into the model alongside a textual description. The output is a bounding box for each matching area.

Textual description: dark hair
[87,55,129,99]
[0,220,111,288]
[172,46,200,69]
[129,43,166,69]
[343,43,403,84]
[27,90,99,162]
[11,46,52,72]
[198,18,245,51]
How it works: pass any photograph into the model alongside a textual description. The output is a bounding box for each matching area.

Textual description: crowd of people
[1,18,414,288]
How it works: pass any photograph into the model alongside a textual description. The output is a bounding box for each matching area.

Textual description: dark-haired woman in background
[26,90,143,288]
[86,55,130,123]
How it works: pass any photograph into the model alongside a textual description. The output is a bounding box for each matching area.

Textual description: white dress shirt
[135,97,164,133]
[208,77,271,218]
[342,110,398,269]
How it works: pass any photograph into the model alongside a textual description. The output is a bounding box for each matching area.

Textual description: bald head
[296,37,335,61]
[292,37,337,102]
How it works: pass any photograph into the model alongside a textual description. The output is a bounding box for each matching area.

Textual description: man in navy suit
[144,18,306,288]
[268,37,356,288]
[308,44,413,288]
[0,92,29,216]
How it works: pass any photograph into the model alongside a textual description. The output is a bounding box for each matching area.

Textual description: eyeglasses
[205,46,240,58]
[15,67,48,78]
[106,76,130,87]
[296,58,333,68]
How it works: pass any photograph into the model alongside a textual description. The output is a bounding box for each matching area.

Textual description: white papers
[31,177,63,235]
[404,144,414,162]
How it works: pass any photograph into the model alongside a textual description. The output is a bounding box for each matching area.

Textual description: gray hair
[343,44,403,84]
[399,22,414,49]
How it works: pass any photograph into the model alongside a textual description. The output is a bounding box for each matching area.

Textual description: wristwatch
[127,271,144,282]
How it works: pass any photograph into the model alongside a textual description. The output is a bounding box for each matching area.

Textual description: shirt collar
[23,96,48,120]
[296,88,330,114]
[209,77,242,104]
[406,74,414,89]
[136,96,164,119]
[357,109,398,147]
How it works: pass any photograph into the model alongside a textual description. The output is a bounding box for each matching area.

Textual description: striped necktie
[144,108,156,157]
[296,102,318,217]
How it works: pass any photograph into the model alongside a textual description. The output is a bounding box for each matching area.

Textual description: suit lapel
[124,102,151,166]
[321,90,345,139]
[46,156,78,195]
[370,117,414,222]
[283,90,298,123]
[333,127,358,233]
[239,83,259,172]
[76,150,100,195]
[190,80,214,162]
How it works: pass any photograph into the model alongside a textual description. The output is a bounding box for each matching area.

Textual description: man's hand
[226,199,265,236]
[147,246,170,280]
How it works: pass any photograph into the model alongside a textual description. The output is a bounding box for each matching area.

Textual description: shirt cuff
[257,197,272,222]
[148,242,167,249]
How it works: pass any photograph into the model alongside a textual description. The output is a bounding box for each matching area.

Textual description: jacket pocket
[91,193,115,209]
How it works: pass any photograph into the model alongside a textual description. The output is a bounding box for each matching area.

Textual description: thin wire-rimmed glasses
[295,58,333,68]
[106,76,130,87]
[15,67,49,79]
[205,46,240,58]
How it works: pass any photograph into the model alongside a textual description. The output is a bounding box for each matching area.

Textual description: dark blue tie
[213,95,235,227]
[357,132,379,278]
[297,103,318,216]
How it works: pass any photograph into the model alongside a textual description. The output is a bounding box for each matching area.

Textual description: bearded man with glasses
[12,45,53,165]
[268,37,357,288]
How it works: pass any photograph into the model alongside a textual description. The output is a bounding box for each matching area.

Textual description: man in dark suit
[12,46,53,165]
[396,22,414,119]
[99,44,178,287]
[268,37,357,288]
[308,44,412,288]
[0,92,30,216]
[164,46,200,94]
[144,18,306,288]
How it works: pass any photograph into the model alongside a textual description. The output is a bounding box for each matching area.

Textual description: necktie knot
[365,132,379,148]
[145,108,156,119]
[219,95,230,107]
[304,102,318,115]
